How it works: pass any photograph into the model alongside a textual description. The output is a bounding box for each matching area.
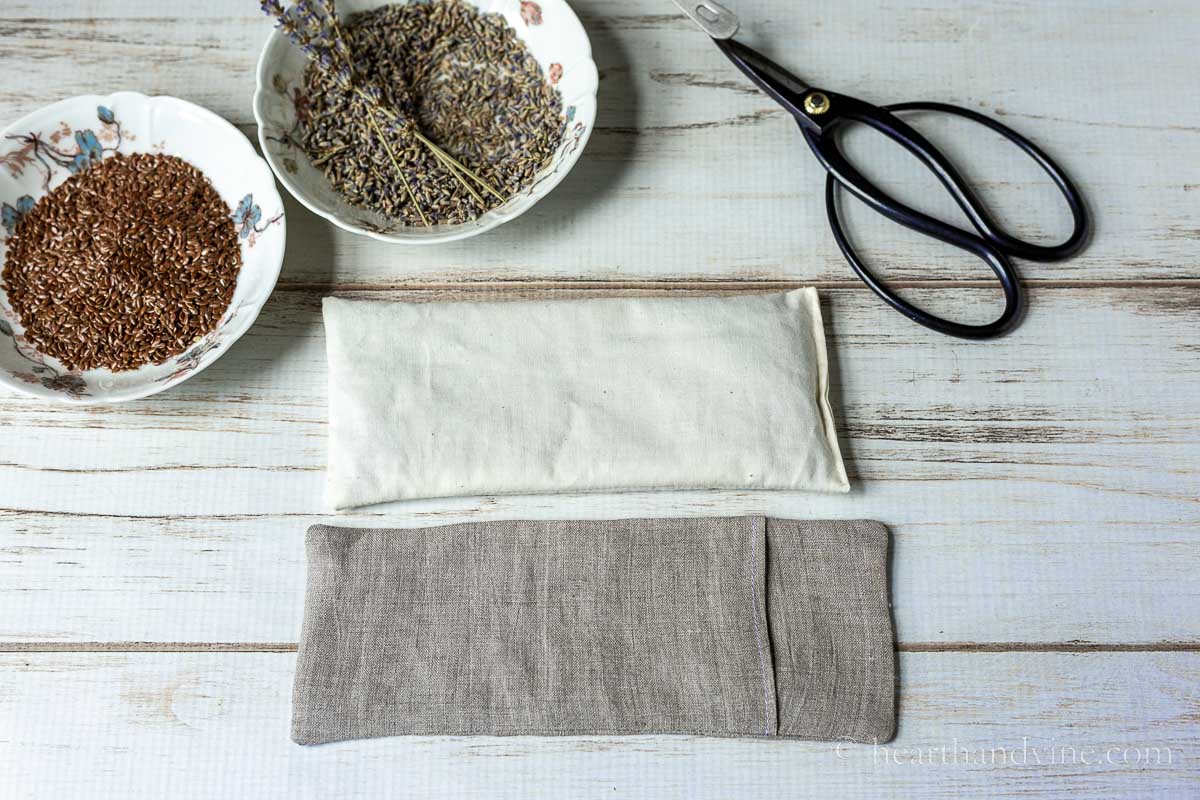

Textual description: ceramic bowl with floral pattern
[253,0,598,244]
[0,92,286,404]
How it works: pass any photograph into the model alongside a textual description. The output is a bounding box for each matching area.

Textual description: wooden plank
[2,490,1197,646]
[0,2,1196,796]
[1,651,1196,799]
[2,1,1195,794]
[1,1,1196,283]
[1,286,1197,644]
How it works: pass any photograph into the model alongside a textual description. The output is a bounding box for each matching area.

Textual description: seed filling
[1,153,242,373]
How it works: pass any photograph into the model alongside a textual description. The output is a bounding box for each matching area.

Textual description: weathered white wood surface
[2,287,1199,646]
[3,652,1198,799]
[1,0,1198,797]
[1,0,1198,284]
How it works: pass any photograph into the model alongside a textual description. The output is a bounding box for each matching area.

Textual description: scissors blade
[718,38,811,103]
[671,0,740,39]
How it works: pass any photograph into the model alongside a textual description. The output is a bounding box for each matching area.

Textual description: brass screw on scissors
[803,92,831,115]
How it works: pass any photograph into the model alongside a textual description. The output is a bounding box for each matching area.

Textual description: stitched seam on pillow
[748,516,772,736]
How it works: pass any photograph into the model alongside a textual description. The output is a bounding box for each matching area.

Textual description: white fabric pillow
[324,289,848,509]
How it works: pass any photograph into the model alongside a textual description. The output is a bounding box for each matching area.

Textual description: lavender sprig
[257,0,503,222]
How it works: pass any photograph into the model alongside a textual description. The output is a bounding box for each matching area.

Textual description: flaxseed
[1,153,242,372]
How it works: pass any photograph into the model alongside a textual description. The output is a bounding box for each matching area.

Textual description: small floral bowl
[253,0,598,244]
[0,92,286,404]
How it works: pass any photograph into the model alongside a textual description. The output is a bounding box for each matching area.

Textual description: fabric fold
[292,517,894,744]
[765,518,895,740]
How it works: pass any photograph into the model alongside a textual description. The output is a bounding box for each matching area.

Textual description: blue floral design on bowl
[0,93,286,404]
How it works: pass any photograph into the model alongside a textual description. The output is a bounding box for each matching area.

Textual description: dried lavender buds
[298,0,565,225]
[1,153,242,372]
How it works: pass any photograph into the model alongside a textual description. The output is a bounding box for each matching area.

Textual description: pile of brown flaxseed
[1,153,241,372]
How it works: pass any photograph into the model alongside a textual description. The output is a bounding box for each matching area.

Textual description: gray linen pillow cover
[292,517,895,744]
[323,289,848,510]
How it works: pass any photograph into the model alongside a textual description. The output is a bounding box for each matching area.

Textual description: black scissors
[673,0,1089,339]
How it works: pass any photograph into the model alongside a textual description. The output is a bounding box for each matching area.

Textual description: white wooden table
[2,1,1198,797]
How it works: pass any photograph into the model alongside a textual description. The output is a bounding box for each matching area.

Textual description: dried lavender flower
[287,0,564,225]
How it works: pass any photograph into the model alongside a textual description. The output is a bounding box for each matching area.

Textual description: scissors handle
[801,95,1089,339]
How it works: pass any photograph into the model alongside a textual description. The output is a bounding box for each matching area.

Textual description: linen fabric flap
[323,289,848,510]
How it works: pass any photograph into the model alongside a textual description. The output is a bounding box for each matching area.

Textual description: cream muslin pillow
[324,289,847,509]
